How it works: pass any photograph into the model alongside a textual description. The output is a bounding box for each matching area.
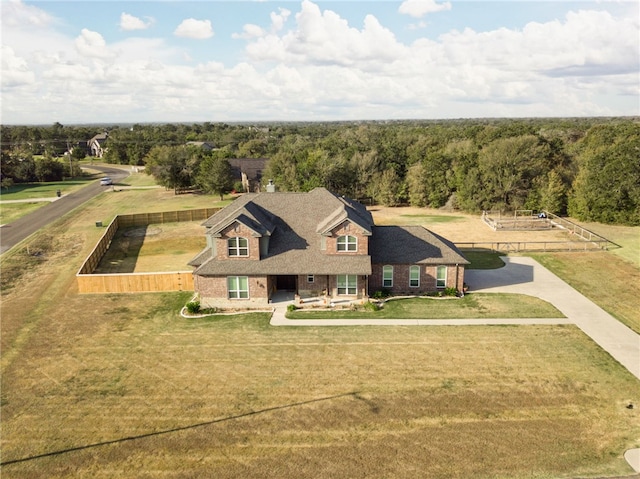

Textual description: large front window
[337,235,357,252]
[383,265,393,287]
[228,276,249,299]
[228,237,248,257]
[410,265,420,287]
[436,266,447,288]
[337,275,357,295]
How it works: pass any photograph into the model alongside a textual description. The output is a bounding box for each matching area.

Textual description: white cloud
[399,0,452,18]
[1,45,36,87]
[1,0,637,124]
[1,0,55,28]
[74,29,115,60]
[245,0,405,67]
[174,18,214,39]
[120,12,154,31]
[270,8,291,31]
[232,24,265,40]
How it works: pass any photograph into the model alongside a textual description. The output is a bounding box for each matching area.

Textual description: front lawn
[0,177,95,201]
[286,293,564,319]
[461,250,505,269]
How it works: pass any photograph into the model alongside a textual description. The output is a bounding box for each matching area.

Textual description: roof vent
[266,179,276,193]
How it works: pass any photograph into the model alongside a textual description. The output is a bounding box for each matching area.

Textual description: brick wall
[297,274,329,298]
[215,223,261,260]
[325,221,369,255]
[196,275,269,308]
[370,264,465,295]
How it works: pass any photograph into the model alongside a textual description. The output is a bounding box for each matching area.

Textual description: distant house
[186,141,216,151]
[88,133,108,158]
[228,158,269,192]
[189,187,468,308]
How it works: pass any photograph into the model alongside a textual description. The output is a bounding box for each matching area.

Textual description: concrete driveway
[465,256,640,380]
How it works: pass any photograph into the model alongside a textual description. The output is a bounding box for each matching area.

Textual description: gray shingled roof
[192,189,467,276]
[193,188,374,276]
[369,226,469,265]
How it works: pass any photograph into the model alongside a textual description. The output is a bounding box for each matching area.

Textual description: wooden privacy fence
[77,207,219,293]
[77,271,194,294]
[117,208,220,228]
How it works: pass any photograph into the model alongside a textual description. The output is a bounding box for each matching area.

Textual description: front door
[276,275,297,291]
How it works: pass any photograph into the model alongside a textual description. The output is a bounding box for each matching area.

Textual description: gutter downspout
[455,264,459,291]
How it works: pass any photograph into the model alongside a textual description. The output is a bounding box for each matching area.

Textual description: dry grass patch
[369,206,574,244]
[571,220,640,267]
[1,292,639,478]
[94,222,206,273]
[531,251,640,334]
[3,193,639,479]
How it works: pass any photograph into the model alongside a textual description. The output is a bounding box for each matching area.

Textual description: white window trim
[337,235,357,252]
[228,237,249,257]
[409,265,420,288]
[337,274,357,295]
[436,266,447,289]
[382,265,393,288]
[228,276,249,299]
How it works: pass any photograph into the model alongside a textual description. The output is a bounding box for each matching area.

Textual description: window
[228,237,248,257]
[337,235,357,252]
[436,266,447,288]
[307,275,314,283]
[228,276,249,299]
[409,266,420,287]
[337,275,357,295]
[382,265,393,287]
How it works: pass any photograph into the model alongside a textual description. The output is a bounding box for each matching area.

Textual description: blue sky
[1,0,638,124]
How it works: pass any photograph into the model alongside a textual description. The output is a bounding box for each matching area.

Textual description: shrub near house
[190,187,468,308]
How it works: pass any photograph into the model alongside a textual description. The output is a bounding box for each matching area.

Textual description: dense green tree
[373,168,404,206]
[35,157,64,182]
[144,146,198,194]
[197,156,234,200]
[568,123,640,225]
[540,169,568,214]
[477,135,550,211]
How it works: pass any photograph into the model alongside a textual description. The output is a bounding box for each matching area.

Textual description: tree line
[1,118,638,225]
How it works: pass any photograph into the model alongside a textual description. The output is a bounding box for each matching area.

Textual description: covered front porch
[269,273,369,304]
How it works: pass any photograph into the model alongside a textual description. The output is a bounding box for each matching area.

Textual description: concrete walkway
[270,256,640,381]
[0,196,63,203]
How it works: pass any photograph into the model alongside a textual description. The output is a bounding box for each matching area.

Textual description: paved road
[0,166,128,255]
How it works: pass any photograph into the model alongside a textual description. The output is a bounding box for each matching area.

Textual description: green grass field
[1,187,639,478]
[1,294,638,478]
[0,178,93,201]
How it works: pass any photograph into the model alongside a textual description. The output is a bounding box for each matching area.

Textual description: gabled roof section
[203,195,276,237]
[370,226,469,265]
[193,188,373,276]
[315,190,373,236]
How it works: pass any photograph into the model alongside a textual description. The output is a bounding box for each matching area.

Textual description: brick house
[189,187,468,308]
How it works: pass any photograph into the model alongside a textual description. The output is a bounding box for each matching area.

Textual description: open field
[369,206,576,244]
[0,176,99,224]
[0,177,96,201]
[2,292,639,478]
[1,192,639,478]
